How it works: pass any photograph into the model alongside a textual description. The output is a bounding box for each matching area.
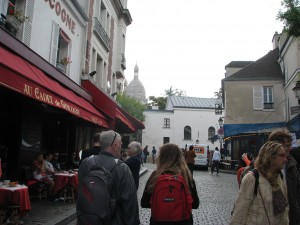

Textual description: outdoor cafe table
[53,172,78,196]
[0,184,31,214]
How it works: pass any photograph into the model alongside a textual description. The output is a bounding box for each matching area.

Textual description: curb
[55,166,149,225]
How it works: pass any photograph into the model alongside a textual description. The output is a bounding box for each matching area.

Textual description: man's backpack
[76,155,122,225]
[150,174,193,222]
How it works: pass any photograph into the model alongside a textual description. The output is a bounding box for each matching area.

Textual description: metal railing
[94,17,110,49]
[264,102,274,109]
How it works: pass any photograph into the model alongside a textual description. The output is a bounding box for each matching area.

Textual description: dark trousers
[211,160,220,174]
[187,163,194,176]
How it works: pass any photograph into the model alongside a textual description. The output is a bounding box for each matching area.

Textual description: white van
[191,144,209,170]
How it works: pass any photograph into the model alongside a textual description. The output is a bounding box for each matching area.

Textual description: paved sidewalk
[21,165,149,225]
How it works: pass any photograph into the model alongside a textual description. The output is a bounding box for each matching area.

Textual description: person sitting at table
[44,152,55,179]
[51,152,61,172]
[31,153,54,199]
[68,152,79,170]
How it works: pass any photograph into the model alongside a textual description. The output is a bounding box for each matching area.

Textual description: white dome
[125,64,146,104]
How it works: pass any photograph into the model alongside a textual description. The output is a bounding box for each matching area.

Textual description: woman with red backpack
[141,143,199,225]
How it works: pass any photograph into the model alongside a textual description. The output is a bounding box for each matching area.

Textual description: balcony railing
[264,102,274,109]
[94,17,110,50]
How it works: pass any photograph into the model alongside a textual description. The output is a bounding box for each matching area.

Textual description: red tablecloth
[0,185,31,213]
[53,173,78,196]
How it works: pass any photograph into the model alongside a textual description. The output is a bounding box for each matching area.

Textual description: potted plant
[6,9,29,34]
[57,57,72,73]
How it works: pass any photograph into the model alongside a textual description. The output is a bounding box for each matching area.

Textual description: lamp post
[292,81,300,105]
[217,117,224,155]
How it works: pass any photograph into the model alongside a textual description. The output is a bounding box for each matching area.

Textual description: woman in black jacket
[141,143,200,225]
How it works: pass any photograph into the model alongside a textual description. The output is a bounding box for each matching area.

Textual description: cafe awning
[0,46,109,127]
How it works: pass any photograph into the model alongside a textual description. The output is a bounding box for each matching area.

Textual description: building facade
[0,0,143,180]
[142,96,224,153]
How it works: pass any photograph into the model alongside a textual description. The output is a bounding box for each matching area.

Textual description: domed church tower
[125,64,146,104]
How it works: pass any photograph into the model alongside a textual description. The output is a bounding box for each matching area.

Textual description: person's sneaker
[209,172,212,175]
[216,173,219,176]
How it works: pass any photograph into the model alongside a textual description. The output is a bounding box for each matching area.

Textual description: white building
[142,96,225,152]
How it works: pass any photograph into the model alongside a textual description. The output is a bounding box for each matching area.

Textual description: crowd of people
[23,127,300,225]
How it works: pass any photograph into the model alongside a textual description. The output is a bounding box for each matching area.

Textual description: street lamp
[217,117,224,155]
[292,81,300,105]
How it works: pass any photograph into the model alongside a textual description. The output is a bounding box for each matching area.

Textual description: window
[263,86,274,109]
[163,137,170,144]
[253,86,274,110]
[163,118,170,128]
[208,126,216,140]
[50,23,72,76]
[184,126,191,140]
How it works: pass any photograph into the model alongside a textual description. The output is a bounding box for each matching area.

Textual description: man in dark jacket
[80,132,101,164]
[269,129,300,225]
[125,141,142,189]
[78,130,140,225]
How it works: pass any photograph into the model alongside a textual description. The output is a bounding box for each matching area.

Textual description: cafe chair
[22,166,47,201]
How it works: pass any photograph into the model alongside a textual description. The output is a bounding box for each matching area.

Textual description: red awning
[116,108,135,131]
[0,46,108,127]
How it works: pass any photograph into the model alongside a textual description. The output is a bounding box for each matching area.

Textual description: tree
[165,86,185,96]
[116,94,145,121]
[146,86,186,110]
[214,88,223,99]
[146,96,167,110]
[277,0,300,37]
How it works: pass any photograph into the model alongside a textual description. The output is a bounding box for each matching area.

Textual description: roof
[225,61,253,69]
[166,96,222,110]
[223,48,283,81]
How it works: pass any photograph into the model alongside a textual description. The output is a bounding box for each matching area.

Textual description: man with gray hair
[78,130,140,225]
[125,141,142,189]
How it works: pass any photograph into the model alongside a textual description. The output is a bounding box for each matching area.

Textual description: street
[69,163,239,225]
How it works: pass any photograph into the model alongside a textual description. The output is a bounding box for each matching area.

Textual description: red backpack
[150,174,193,222]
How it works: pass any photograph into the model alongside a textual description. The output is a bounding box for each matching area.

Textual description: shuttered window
[253,86,263,110]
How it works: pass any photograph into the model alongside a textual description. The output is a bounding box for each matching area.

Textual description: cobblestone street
[138,163,239,225]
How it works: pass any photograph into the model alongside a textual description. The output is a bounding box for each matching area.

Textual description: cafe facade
[0,0,143,181]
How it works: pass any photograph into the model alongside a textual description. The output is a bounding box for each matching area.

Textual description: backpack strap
[249,168,259,196]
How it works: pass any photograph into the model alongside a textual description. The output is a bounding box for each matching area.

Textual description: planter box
[6,15,21,31]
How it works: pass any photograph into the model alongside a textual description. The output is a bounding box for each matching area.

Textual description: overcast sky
[125,0,284,99]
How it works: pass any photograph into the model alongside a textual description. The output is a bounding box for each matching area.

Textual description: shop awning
[224,122,285,137]
[0,46,109,127]
[286,114,300,132]
[116,108,135,131]
[82,80,145,133]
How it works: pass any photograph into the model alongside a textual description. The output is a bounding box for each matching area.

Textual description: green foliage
[116,94,145,121]
[146,96,167,110]
[146,86,186,110]
[277,0,300,37]
[165,86,185,97]
[214,88,223,99]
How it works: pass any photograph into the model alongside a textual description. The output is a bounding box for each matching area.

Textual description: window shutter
[50,21,59,66]
[253,86,263,110]
[0,0,8,17]
[22,0,34,47]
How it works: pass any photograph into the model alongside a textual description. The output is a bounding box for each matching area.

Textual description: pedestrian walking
[141,143,199,225]
[268,129,300,225]
[210,147,221,175]
[143,145,149,163]
[77,130,140,225]
[125,141,142,190]
[185,145,196,176]
[152,146,157,163]
[230,141,289,225]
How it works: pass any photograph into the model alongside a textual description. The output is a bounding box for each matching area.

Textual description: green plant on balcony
[13,9,29,23]
[60,57,72,66]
